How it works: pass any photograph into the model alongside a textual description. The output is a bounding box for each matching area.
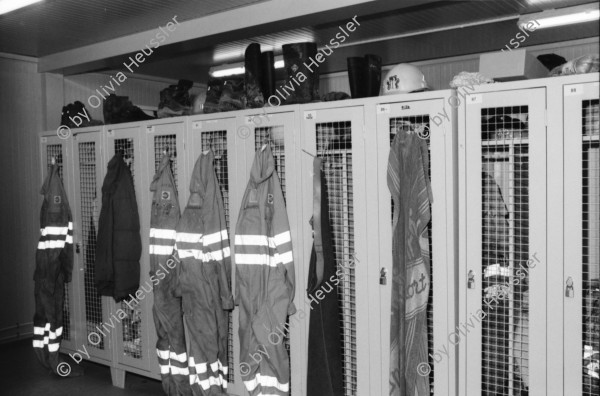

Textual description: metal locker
[39,133,80,355]
[459,88,547,396]
[236,108,304,396]
[186,114,241,394]
[374,92,458,396]
[563,80,599,396]
[144,118,187,378]
[71,128,112,363]
[300,104,370,396]
[104,124,156,375]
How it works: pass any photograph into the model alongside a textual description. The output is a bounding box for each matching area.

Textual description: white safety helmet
[381,63,429,95]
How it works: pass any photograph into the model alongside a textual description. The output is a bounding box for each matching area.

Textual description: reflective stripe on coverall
[149,153,192,395]
[235,144,296,396]
[33,163,73,373]
[175,150,233,395]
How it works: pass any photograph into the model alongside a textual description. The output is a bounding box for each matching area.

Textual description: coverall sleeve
[60,213,74,283]
[271,176,296,316]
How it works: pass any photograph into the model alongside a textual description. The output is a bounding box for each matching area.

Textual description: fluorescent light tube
[210,56,285,77]
[518,3,599,29]
[0,0,43,15]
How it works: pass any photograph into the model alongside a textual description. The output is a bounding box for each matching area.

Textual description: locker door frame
[39,132,81,355]
[186,113,244,395]
[562,79,600,394]
[236,107,305,396]
[143,117,187,378]
[71,127,113,363]
[104,123,154,373]
[373,92,458,396]
[459,87,547,396]
[299,102,370,396]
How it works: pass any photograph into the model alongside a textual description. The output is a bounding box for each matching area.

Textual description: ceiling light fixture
[210,55,285,77]
[518,3,599,29]
[0,0,43,15]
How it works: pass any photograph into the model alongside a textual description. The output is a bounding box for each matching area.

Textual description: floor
[1,339,164,396]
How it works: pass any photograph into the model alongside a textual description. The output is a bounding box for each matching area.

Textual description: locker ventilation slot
[115,138,143,359]
[47,144,70,341]
[316,121,356,396]
[154,135,178,190]
[201,130,234,384]
[582,99,599,395]
[255,125,292,391]
[480,106,529,395]
[389,116,435,393]
[78,142,104,349]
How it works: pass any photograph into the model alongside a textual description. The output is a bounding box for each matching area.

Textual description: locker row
[39,72,599,396]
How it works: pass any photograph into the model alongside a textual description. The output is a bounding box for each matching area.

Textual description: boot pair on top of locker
[235,143,296,396]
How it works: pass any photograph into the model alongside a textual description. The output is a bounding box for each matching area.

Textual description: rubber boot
[282,42,320,104]
[364,54,382,97]
[347,57,367,98]
[244,43,264,108]
[260,51,276,102]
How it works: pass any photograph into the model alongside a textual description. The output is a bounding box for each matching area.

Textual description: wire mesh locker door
[300,107,370,396]
[187,117,242,394]
[245,110,304,395]
[40,135,78,353]
[145,122,186,376]
[563,82,600,396]
[375,98,455,396]
[105,127,152,370]
[72,131,112,362]
[462,89,547,396]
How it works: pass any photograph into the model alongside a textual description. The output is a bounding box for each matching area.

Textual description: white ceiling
[0,0,598,81]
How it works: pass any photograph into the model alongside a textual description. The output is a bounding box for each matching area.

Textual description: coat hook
[301,148,316,157]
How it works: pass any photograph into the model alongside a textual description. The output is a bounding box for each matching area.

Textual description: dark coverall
[175,150,233,395]
[33,163,74,374]
[234,144,296,396]
[149,153,191,395]
[306,157,344,396]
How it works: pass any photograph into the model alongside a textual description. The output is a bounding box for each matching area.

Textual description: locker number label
[304,111,316,120]
[467,94,482,104]
[565,85,582,96]
[377,105,390,114]
[41,137,47,143]
[192,121,202,129]
[146,126,155,133]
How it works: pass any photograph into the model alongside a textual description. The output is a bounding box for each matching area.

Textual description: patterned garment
[388,129,432,396]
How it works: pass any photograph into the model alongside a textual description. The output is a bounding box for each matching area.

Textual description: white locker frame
[39,90,461,395]
[458,73,600,396]
[373,90,459,396]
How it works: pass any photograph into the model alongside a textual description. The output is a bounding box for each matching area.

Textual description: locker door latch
[75,243,81,254]
[468,270,475,289]
[565,277,574,298]
[380,268,387,285]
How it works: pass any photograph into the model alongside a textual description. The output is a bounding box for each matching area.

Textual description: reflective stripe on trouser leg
[153,282,191,396]
[33,277,65,373]
[240,283,291,396]
[183,268,229,396]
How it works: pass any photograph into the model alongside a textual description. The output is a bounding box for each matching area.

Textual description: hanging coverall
[33,163,81,376]
[388,129,432,396]
[175,149,233,395]
[235,144,296,396]
[306,157,344,396]
[149,153,192,395]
